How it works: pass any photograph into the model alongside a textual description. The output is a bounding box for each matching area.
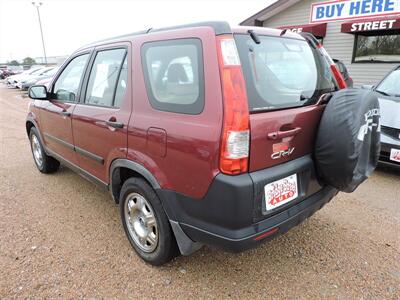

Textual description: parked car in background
[363,65,400,169]
[7,65,24,74]
[333,59,353,88]
[34,77,52,89]
[26,22,379,266]
[0,68,18,79]
[16,67,59,90]
[6,67,44,87]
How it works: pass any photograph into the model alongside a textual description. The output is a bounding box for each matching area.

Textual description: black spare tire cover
[315,88,380,193]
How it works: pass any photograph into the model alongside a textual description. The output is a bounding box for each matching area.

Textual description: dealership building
[241,0,400,86]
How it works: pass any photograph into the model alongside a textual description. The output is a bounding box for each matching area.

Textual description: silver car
[16,67,59,90]
[364,65,400,169]
[6,67,44,87]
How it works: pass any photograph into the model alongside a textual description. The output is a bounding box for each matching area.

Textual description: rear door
[235,34,336,172]
[71,43,131,182]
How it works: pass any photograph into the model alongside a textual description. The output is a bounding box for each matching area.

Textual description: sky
[0,0,274,62]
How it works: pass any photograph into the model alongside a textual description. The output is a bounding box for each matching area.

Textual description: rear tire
[119,177,179,266]
[29,127,60,173]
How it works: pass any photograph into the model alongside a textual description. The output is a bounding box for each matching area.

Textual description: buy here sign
[310,0,400,23]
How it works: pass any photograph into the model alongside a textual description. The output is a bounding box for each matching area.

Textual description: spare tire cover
[315,88,380,193]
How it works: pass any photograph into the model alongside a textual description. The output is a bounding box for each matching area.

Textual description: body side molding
[46,147,108,190]
[43,133,104,164]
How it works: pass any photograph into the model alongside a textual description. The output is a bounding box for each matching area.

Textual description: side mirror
[361,84,374,90]
[28,85,48,100]
[56,89,75,102]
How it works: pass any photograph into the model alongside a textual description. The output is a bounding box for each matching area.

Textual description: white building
[241,0,400,86]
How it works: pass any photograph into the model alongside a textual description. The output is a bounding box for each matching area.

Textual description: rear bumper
[179,185,336,251]
[158,155,338,252]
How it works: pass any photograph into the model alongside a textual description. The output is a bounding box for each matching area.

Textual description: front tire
[29,127,60,173]
[119,177,179,266]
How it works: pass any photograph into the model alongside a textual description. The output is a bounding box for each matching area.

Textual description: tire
[119,177,179,266]
[29,127,60,173]
[315,88,380,192]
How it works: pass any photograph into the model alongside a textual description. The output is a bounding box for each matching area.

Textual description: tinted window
[334,60,348,79]
[85,48,126,107]
[142,39,204,114]
[54,54,90,102]
[235,34,336,112]
[336,61,344,73]
[354,34,400,63]
[114,56,128,108]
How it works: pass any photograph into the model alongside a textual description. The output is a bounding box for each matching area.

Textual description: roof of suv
[78,21,304,51]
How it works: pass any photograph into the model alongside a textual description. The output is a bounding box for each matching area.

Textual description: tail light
[317,44,347,89]
[330,65,347,89]
[216,35,250,175]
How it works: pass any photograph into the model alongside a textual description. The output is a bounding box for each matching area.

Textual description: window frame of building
[352,33,400,64]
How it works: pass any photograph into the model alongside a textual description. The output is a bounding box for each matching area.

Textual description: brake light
[216,35,250,175]
[317,44,347,89]
[330,64,347,89]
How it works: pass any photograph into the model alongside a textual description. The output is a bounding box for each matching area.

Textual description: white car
[16,67,59,90]
[6,67,44,87]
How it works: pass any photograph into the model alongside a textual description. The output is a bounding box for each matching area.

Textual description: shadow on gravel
[19,160,398,298]
[376,165,400,178]
[53,162,331,268]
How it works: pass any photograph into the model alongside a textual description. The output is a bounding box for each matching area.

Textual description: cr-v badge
[271,147,295,159]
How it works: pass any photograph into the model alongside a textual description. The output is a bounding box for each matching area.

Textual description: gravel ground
[0,85,399,299]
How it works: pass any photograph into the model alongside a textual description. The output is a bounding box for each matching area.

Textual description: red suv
[26,22,380,265]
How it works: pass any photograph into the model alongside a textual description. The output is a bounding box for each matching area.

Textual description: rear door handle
[106,120,124,129]
[268,127,302,140]
[59,111,71,117]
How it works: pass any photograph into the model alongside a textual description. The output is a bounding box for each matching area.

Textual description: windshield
[28,68,43,75]
[46,67,59,76]
[376,68,400,97]
[235,34,336,112]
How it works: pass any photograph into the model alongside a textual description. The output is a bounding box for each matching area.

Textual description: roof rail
[80,21,232,49]
[149,21,231,35]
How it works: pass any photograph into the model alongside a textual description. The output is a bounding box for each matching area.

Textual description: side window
[142,39,204,114]
[85,48,126,107]
[53,54,90,102]
[114,56,128,108]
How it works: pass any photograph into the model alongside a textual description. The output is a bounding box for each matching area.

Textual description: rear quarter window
[141,38,204,114]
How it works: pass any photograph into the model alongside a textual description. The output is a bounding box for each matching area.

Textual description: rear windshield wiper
[247,30,260,44]
[300,94,310,100]
[375,89,391,97]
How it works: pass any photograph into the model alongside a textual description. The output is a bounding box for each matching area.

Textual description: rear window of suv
[141,38,204,115]
[235,34,336,112]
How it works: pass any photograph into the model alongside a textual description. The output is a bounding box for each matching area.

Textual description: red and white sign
[277,23,327,37]
[390,148,400,162]
[341,17,400,32]
[265,174,298,211]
